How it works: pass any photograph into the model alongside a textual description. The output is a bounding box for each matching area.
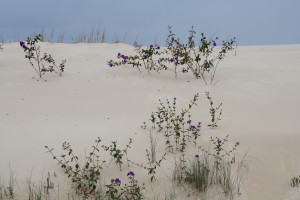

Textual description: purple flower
[117,53,121,58]
[108,60,114,67]
[187,120,192,124]
[173,97,176,101]
[115,178,121,184]
[217,138,222,144]
[143,55,148,60]
[19,41,27,49]
[190,125,196,131]
[170,58,174,63]
[213,42,217,47]
[127,171,135,177]
[150,44,154,48]
[156,46,160,50]
[195,154,199,158]
[175,56,178,61]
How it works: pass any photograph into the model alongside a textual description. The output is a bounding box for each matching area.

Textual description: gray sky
[1,0,299,45]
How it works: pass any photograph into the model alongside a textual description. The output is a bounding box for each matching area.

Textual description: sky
[0,0,300,46]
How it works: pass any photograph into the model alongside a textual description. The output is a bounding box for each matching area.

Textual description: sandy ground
[0,42,300,199]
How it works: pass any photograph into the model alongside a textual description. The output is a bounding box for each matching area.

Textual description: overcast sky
[1,0,299,46]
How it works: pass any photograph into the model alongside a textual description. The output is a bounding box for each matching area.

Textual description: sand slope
[0,43,300,199]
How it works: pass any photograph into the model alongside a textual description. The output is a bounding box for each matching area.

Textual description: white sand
[0,42,300,199]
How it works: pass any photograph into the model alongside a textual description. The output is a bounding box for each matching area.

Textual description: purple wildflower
[108,60,114,67]
[150,44,154,48]
[195,154,199,158]
[115,178,121,184]
[143,55,148,60]
[175,56,178,60]
[213,41,217,47]
[127,171,135,177]
[117,53,121,58]
[19,41,27,49]
[187,120,192,124]
[190,125,196,131]
[156,46,160,50]
[217,138,222,144]
[170,58,174,63]
[173,97,176,101]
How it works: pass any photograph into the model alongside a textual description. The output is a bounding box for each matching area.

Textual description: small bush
[108,26,236,84]
[146,94,201,153]
[20,34,66,78]
[45,137,105,199]
[174,135,245,198]
[108,44,167,74]
[102,138,133,171]
[105,171,145,200]
[165,26,236,84]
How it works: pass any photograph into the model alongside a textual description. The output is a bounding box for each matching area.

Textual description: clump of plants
[164,26,236,84]
[105,171,145,200]
[108,26,236,84]
[144,94,202,153]
[173,135,244,199]
[45,137,105,199]
[25,172,56,200]
[291,176,300,187]
[102,138,133,171]
[108,43,167,74]
[20,34,66,78]
[0,171,16,200]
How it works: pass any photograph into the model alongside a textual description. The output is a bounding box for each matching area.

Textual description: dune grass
[72,27,106,44]
[0,169,16,200]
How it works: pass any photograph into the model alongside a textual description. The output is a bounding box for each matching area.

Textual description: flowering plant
[147,94,201,153]
[108,43,167,74]
[206,92,223,128]
[20,34,66,78]
[108,26,236,84]
[105,171,145,200]
[165,26,236,84]
[45,137,105,199]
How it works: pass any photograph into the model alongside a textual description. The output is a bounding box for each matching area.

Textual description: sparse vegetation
[108,26,236,84]
[291,176,300,187]
[0,169,16,200]
[20,34,66,78]
[0,26,250,200]
[45,137,105,199]
[72,27,106,43]
[146,94,201,153]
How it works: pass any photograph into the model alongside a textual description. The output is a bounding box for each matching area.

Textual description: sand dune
[0,43,300,199]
